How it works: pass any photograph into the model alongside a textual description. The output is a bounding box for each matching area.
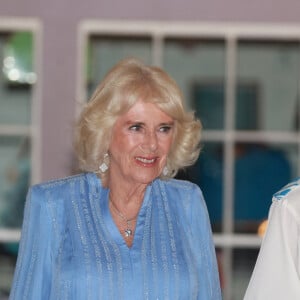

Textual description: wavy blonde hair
[74,58,202,185]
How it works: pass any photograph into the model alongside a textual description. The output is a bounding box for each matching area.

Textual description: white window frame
[77,20,300,299]
[0,17,42,242]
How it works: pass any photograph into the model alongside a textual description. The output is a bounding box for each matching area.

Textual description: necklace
[109,198,138,238]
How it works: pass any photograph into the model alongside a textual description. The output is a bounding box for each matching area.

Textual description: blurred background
[1,1,300,299]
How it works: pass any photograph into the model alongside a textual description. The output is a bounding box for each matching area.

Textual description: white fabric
[244,179,300,300]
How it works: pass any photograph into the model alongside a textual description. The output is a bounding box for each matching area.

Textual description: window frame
[77,20,300,299]
[0,17,42,242]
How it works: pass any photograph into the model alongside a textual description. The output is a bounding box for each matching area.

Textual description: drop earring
[162,166,169,176]
[99,153,109,173]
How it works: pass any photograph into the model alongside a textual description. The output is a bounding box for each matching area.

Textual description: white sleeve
[244,200,300,300]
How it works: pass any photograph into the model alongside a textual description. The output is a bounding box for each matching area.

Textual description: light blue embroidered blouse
[9,172,221,300]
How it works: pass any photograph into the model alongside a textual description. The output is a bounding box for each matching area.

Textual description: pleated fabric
[10,172,221,300]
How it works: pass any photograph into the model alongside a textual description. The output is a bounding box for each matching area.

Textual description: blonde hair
[74,58,202,185]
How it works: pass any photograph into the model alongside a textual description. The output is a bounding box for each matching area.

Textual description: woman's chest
[51,200,200,300]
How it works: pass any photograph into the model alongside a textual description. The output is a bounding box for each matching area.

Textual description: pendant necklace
[109,198,138,238]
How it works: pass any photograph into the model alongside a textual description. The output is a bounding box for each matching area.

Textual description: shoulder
[32,173,87,190]
[155,179,213,236]
[157,178,203,197]
[29,172,102,204]
[272,177,300,215]
[32,172,100,190]
[155,178,206,213]
[273,177,300,203]
[26,173,102,231]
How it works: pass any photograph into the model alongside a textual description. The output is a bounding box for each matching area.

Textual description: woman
[9,58,221,299]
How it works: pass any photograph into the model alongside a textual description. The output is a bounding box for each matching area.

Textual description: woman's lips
[135,156,157,165]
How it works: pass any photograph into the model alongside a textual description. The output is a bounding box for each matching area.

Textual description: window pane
[235,83,259,130]
[216,247,259,299]
[0,32,34,125]
[192,82,225,130]
[0,136,30,229]
[163,38,226,129]
[234,142,296,233]
[176,142,224,232]
[87,35,152,97]
[236,40,300,131]
[0,245,16,297]
[232,248,259,300]
[191,82,258,130]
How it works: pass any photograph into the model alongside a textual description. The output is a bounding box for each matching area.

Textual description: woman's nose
[141,131,158,152]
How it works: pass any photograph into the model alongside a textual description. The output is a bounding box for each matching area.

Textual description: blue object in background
[184,143,291,228]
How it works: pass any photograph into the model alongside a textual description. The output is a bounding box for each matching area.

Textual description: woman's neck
[107,174,147,207]
[107,178,148,248]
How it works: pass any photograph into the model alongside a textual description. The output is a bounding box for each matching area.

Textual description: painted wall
[1,0,300,181]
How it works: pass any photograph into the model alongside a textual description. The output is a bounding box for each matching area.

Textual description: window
[78,21,300,300]
[0,18,41,297]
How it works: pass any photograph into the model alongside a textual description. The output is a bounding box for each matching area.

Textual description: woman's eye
[159,126,172,133]
[129,124,142,131]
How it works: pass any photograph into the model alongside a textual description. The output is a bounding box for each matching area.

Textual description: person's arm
[189,185,222,300]
[244,199,300,300]
[9,185,53,300]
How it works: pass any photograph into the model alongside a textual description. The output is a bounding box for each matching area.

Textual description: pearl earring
[99,153,109,173]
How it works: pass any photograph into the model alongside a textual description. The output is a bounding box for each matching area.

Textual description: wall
[1,0,300,181]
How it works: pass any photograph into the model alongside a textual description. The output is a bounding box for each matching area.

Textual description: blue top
[10,172,221,300]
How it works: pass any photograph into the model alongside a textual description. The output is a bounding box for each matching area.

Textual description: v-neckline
[90,173,153,250]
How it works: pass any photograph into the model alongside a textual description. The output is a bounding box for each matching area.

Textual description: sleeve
[9,186,53,300]
[190,185,222,300]
[244,200,300,300]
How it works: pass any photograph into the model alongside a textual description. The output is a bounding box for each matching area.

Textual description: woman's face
[108,101,174,187]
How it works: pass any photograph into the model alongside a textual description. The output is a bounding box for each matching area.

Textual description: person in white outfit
[244,178,300,299]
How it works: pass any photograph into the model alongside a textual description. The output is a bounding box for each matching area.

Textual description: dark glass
[232,248,259,299]
[176,142,224,232]
[163,38,226,116]
[237,40,300,131]
[0,32,33,125]
[233,142,296,233]
[0,242,17,297]
[0,136,30,229]
[87,35,152,97]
